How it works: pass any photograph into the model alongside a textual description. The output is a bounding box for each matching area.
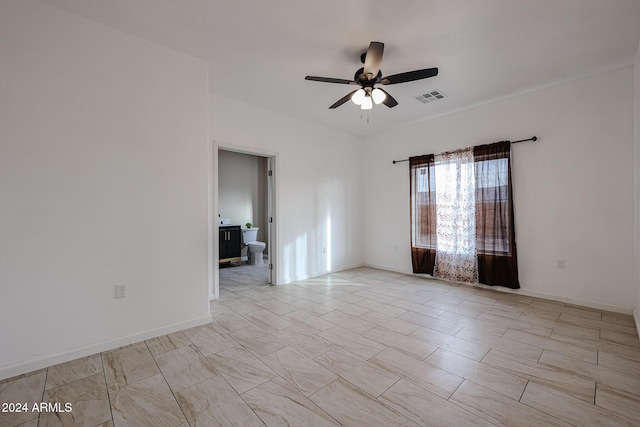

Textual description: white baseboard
[280,262,365,285]
[362,264,633,315]
[487,286,632,315]
[0,315,212,381]
[363,262,412,275]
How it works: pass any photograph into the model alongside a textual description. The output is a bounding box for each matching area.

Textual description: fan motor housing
[355,68,382,86]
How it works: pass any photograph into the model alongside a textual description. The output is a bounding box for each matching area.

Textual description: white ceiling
[40,0,640,136]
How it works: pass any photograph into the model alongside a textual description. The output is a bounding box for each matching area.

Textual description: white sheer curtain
[433,147,478,283]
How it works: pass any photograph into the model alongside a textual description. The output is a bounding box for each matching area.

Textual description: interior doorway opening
[212,145,277,300]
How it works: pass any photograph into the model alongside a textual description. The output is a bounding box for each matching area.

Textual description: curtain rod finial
[532,136,538,141]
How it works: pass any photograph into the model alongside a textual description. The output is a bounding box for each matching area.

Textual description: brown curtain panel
[474,141,520,289]
[409,155,436,274]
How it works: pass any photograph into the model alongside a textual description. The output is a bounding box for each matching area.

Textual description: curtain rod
[392,136,538,164]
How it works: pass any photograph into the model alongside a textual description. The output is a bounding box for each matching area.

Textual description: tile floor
[1,267,640,426]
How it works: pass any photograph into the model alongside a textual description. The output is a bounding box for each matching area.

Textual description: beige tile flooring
[2,266,640,426]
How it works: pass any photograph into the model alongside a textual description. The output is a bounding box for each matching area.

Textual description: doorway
[211,145,277,300]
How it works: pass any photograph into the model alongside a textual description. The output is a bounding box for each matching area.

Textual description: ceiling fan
[305,41,438,110]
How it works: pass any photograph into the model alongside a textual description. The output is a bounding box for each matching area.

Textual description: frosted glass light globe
[371,88,386,104]
[351,89,366,105]
[361,95,373,110]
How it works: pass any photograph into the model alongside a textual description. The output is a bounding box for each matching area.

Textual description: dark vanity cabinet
[219,225,242,263]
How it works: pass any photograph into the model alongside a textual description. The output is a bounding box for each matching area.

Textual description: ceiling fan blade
[363,41,384,79]
[329,90,358,109]
[377,88,398,108]
[380,68,438,85]
[305,76,357,85]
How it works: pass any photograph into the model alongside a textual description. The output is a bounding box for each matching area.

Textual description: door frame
[209,140,279,301]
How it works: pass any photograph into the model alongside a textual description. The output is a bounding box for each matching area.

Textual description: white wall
[0,1,210,378]
[218,150,269,246]
[211,95,364,284]
[364,67,636,312]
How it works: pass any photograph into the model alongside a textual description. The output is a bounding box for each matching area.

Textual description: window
[412,162,436,250]
[410,155,437,275]
[475,157,510,254]
[409,141,519,289]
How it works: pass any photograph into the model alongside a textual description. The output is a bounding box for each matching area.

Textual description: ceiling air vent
[415,90,447,104]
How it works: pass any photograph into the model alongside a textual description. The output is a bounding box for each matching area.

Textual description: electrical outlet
[115,284,126,298]
[556,259,565,269]
[394,245,399,252]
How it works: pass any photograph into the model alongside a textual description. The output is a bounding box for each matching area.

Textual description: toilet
[242,227,266,265]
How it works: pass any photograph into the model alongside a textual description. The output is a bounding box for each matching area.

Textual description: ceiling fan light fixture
[372,88,386,104]
[351,89,366,105]
[361,95,373,110]
[305,41,438,110]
